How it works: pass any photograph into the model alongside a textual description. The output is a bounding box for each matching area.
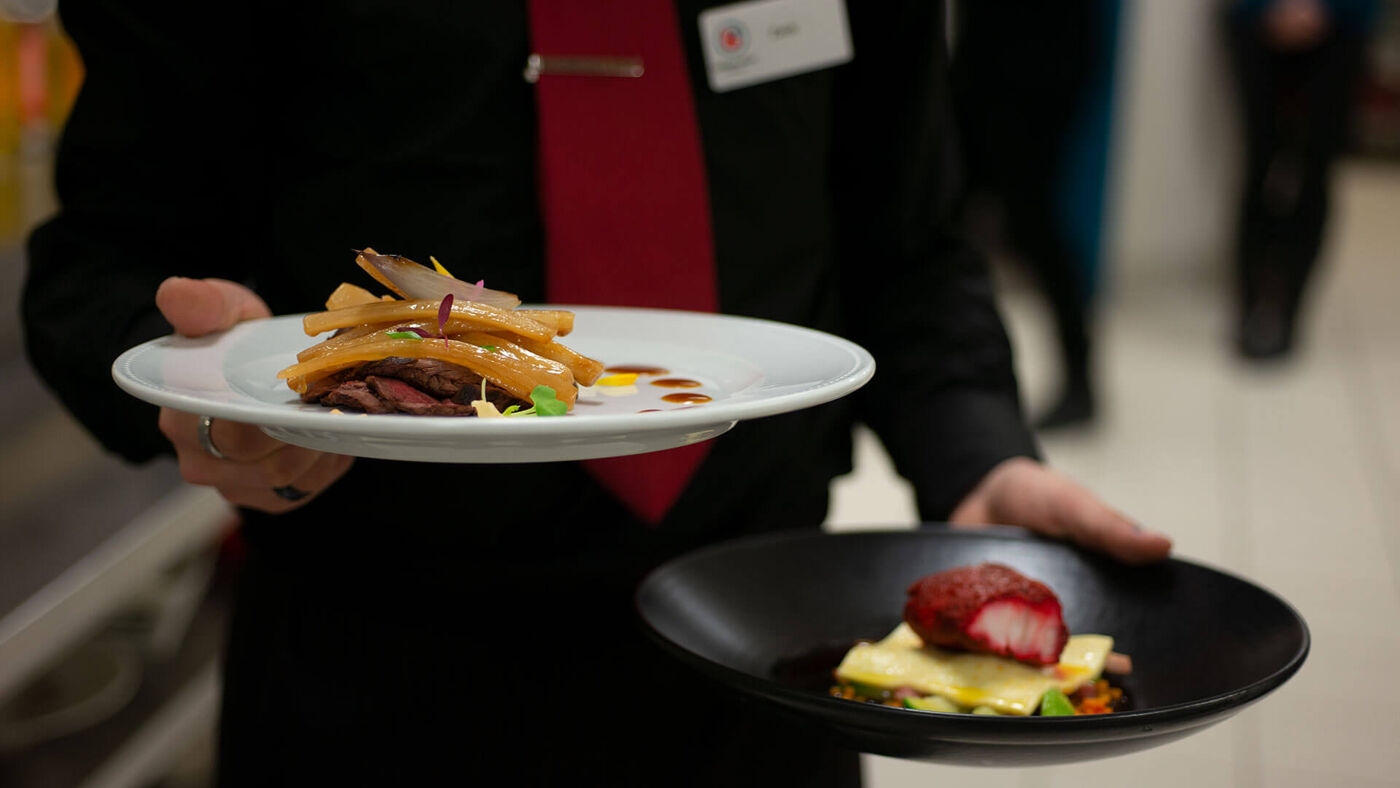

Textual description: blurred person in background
[1224,0,1380,359]
[21,1,1171,785]
[951,0,1103,430]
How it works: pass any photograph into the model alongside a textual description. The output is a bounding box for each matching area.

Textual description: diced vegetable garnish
[1039,688,1075,717]
[903,695,961,713]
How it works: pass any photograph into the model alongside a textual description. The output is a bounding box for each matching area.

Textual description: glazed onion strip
[277,336,576,406]
[324,282,393,310]
[517,310,575,337]
[474,331,604,386]
[303,299,556,343]
[295,322,425,363]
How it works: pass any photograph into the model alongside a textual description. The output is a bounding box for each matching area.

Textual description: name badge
[698,0,853,93]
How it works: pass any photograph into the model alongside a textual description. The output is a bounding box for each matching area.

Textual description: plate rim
[111,306,876,438]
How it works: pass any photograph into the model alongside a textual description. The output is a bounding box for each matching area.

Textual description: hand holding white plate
[112,306,875,463]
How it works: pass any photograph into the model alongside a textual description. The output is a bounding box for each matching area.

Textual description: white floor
[826,161,1400,787]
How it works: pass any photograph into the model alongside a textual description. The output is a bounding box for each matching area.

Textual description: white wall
[1105,0,1242,287]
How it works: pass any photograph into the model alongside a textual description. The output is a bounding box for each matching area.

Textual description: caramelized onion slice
[356,249,521,310]
[278,336,576,408]
[296,321,435,362]
[517,310,575,337]
[303,299,555,342]
[325,282,394,310]
[473,331,604,386]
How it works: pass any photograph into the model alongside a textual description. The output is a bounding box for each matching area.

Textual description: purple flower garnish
[437,293,454,348]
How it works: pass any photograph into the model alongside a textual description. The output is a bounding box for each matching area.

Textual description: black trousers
[215,546,861,787]
[952,0,1100,391]
[1225,18,1369,324]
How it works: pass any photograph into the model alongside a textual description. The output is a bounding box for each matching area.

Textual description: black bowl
[635,527,1309,767]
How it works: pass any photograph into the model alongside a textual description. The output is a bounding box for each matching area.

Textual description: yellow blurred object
[0,19,83,151]
[596,372,639,386]
[0,17,83,243]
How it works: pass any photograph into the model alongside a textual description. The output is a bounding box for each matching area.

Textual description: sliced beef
[366,376,476,416]
[357,357,482,399]
[300,368,354,402]
[300,357,529,416]
[320,380,395,414]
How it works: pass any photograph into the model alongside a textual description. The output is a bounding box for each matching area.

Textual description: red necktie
[528,0,718,525]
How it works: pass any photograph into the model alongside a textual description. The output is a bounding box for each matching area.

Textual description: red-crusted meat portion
[903,563,1069,666]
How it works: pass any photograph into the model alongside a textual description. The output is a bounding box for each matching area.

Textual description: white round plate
[112,306,875,463]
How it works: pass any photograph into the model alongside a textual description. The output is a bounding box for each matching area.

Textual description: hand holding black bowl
[636,527,1308,767]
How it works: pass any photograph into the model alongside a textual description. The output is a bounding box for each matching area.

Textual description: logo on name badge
[716,21,748,55]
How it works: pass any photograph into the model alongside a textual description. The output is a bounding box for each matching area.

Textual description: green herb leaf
[479,345,498,352]
[1038,688,1075,717]
[385,331,423,341]
[501,404,521,416]
[529,385,568,417]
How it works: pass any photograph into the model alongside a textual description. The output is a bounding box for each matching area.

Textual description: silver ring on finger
[196,415,227,460]
[273,485,309,501]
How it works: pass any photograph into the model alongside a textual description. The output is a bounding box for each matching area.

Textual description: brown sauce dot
[661,392,712,405]
[652,378,702,389]
[637,408,662,413]
[605,365,669,376]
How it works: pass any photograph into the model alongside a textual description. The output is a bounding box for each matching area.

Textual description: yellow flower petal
[597,373,639,386]
[430,255,454,278]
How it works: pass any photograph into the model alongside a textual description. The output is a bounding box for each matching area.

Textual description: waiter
[23,1,1170,784]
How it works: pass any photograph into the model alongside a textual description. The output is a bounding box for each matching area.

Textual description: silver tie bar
[523,54,645,82]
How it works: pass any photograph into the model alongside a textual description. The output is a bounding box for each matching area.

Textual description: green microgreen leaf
[479,345,497,352]
[385,331,423,341]
[529,385,568,417]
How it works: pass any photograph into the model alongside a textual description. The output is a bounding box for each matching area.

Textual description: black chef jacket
[23,1,1039,784]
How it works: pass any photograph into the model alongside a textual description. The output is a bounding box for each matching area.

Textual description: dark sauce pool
[652,377,702,388]
[770,642,861,693]
[769,641,1138,713]
[604,365,669,376]
[661,392,712,404]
